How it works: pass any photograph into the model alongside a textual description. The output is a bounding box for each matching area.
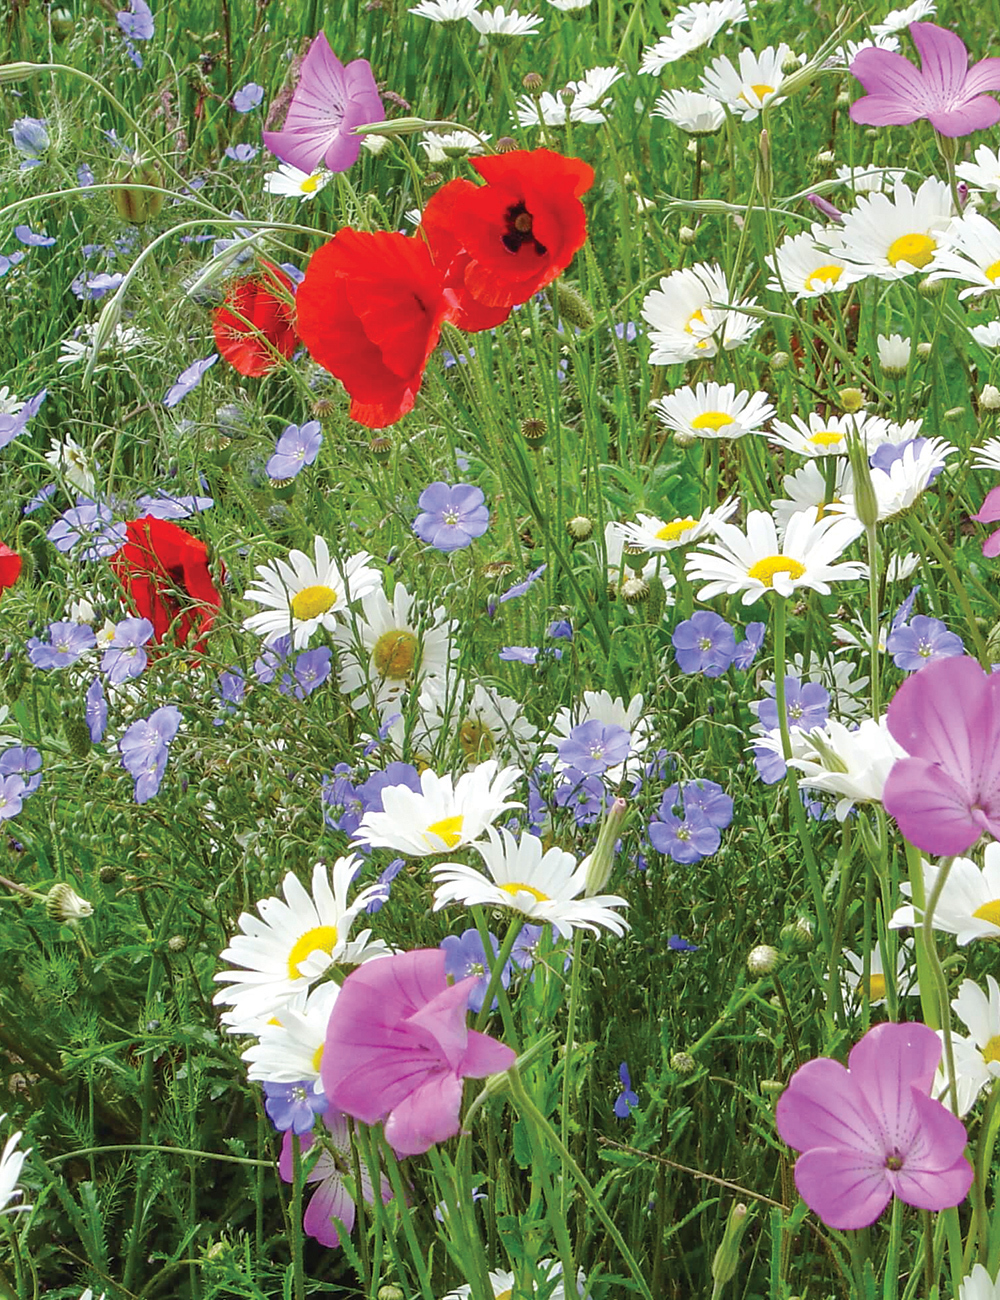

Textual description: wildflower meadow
[7,0,1000,1295]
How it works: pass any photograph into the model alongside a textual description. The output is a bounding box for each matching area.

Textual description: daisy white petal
[243,539,382,648]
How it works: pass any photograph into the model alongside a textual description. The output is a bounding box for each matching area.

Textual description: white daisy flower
[686,509,865,605]
[420,129,489,162]
[862,415,924,449]
[830,437,956,523]
[932,1028,992,1117]
[959,1264,1000,1300]
[957,145,1000,199]
[765,226,866,300]
[701,44,793,120]
[841,939,918,1007]
[641,261,760,365]
[353,759,523,856]
[639,0,749,74]
[242,980,341,1088]
[58,322,149,370]
[0,1119,29,1217]
[974,438,1000,473]
[871,0,936,38]
[771,459,854,535]
[409,0,482,18]
[546,0,591,9]
[468,4,543,35]
[973,322,1000,349]
[45,435,97,498]
[885,551,921,582]
[877,332,912,372]
[832,163,907,193]
[547,689,651,782]
[213,857,383,1025]
[619,497,739,553]
[933,978,1000,1115]
[423,680,537,767]
[516,66,621,128]
[0,387,23,417]
[767,411,886,457]
[263,163,333,200]
[788,715,906,819]
[651,88,725,134]
[654,380,775,439]
[602,522,679,600]
[242,538,382,649]
[640,27,710,73]
[890,846,1000,945]
[333,583,457,713]
[444,1261,590,1300]
[825,36,901,70]
[821,176,956,281]
[431,827,629,938]
[926,211,1000,298]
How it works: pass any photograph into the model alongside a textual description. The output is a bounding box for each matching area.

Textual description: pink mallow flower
[849,23,1000,138]
[321,949,516,1156]
[776,1022,972,1230]
[262,32,384,174]
[973,485,1000,558]
[882,656,1000,855]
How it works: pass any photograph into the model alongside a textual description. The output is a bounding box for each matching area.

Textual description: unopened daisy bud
[559,85,576,106]
[51,7,74,40]
[944,406,965,423]
[780,915,815,953]
[621,575,650,605]
[553,281,595,331]
[168,934,188,952]
[981,384,1000,411]
[770,350,791,372]
[582,796,628,896]
[838,386,865,414]
[63,713,92,759]
[712,1203,751,1297]
[759,1078,785,1096]
[914,342,931,359]
[864,127,879,139]
[845,431,879,529]
[835,89,851,108]
[566,515,593,543]
[521,417,547,447]
[378,1288,405,1300]
[918,275,946,298]
[815,149,835,165]
[671,1051,696,1075]
[673,429,697,448]
[98,864,120,883]
[112,156,165,225]
[877,332,911,378]
[747,944,781,976]
[45,882,94,924]
[679,225,697,244]
[369,436,392,462]
[521,71,543,94]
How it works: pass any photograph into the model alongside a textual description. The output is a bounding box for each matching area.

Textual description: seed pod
[64,713,93,759]
[113,157,166,225]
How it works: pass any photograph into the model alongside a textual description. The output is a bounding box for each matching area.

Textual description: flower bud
[521,417,547,447]
[845,431,879,530]
[112,157,166,225]
[770,350,791,371]
[10,116,49,157]
[876,332,911,378]
[521,72,543,94]
[45,882,94,925]
[168,934,188,952]
[918,275,946,298]
[378,1288,405,1300]
[369,436,392,462]
[670,1051,696,1075]
[916,341,932,359]
[679,225,697,244]
[63,713,93,759]
[582,797,627,896]
[553,281,595,331]
[51,8,74,40]
[780,915,815,953]
[747,944,781,976]
[982,385,1000,411]
[711,1203,751,1296]
[645,573,667,623]
[944,406,965,423]
[622,576,650,605]
[815,149,835,165]
[566,515,593,543]
[558,86,576,106]
[673,429,697,448]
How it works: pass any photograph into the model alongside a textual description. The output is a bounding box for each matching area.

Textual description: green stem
[560,930,585,1216]
[290,1137,306,1300]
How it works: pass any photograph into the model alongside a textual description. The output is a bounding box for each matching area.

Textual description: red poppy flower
[111,517,222,651]
[420,147,595,322]
[0,543,21,591]
[295,229,454,429]
[213,261,298,377]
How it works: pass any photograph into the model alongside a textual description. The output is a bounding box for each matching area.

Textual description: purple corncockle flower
[135,490,214,519]
[557,720,631,777]
[262,33,385,174]
[849,22,1000,138]
[232,82,264,113]
[440,928,510,1013]
[0,388,46,451]
[806,193,844,224]
[263,1080,328,1135]
[499,563,547,603]
[662,779,733,830]
[267,421,323,481]
[413,482,490,553]
[614,1062,639,1119]
[883,655,1000,854]
[0,747,41,796]
[86,677,107,742]
[119,705,182,803]
[672,610,736,677]
[364,857,405,914]
[668,934,699,952]
[732,620,766,670]
[554,768,606,825]
[163,354,218,408]
[101,617,154,685]
[225,144,259,163]
[47,500,126,561]
[973,484,1000,558]
[887,614,965,672]
[27,621,97,669]
[648,804,721,864]
[776,1022,973,1229]
[757,676,830,734]
[0,775,26,821]
[14,225,55,247]
[117,0,154,40]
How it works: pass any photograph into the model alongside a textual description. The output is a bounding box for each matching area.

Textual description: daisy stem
[866,522,881,719]
[970,1084,1000,1267]
[472,910,523,1046]
[289,1135,306,1300]
[375,1131,438,1300]
[919,853,958,1115]
[506,1067,654,1300]
[772,596,833,956]
[560,928,584,1216]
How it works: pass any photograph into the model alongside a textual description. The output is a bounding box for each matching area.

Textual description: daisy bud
[45,882,94,925]
[566,515,593,543]
[622,575,650,605]
[112,157,165,225]
[671,1051,696,1075]
[916,342,932,359]
[712,1203,751,1296]
[559,86,576,106]
[981,384,1000,411]
[815,150,835,165]
[780,915,815,953]
[747,944,781,976]
[838,387,865,414]
[835,90,851,108]
[98,864,120,883]
[876,332,911,378]
[378,1288,405,1300]
[759,1079,785,1096]
[168,934,188,952]
[944,406,965,423]
[521,417,547,447]
[770,351,791,371]
[521,72,544,94]
[918,276,946,298]
[553,281,595,331]
[582,796,627,896]
[679,225,697,244]
[673,429,697,448]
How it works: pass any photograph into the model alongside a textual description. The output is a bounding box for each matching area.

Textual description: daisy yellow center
[740,82,775,103]
[425,814,464,848]
[746,555,806,586]
[691,410,735,431]
[685,308,706,334]
[311,1043,324,1073]
[972,899,1000,927]
[499,881,550,903]
[373,629,419,679]
[861,973,886,1001]
[983,1035,1000,1065]
[806,264,843,289]
[808,431,844,447]
[286,925,339,980]
[291,584,337,620]
[300,174,320,193]
[459,718,495,759]
[887,233,936,269]
[656,517,697,542]
[986,259,1000,283]
[496,1291,513,1300]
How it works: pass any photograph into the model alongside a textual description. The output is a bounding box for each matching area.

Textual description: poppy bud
[645,573,667,623]
[553,281,595,331]
[113,157,165,225]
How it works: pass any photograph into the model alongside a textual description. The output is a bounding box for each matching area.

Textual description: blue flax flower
[614,1062,639,1118]
[440,928,510,1014]
[0,776,26,821]
[14,225,55,247]
[10,117,48,165]
[413,482,490,553]
[47,500,126,562]
[649,804,721,864]
[668,934,699,952]
[672,610,736,677]
[225,144,259,163]
[102,617,154,685]
[86,677,108,742]
[732,621,766,670]
[263,1080,328,1135]
[499,563,546,603]
[661,779,733,830]
[136,489,214,519]
[364,857,405,914]
[267,421,323,481]
[557,720,631,776]
[163,354,218,408]
[757,676,830,733]
[119,705,181,803]
[214,669,245,725]
[0,388,46,451]
[232,83,264,112]
[27,621,96,669]
[887,614,965,672]
[0,747,41,796]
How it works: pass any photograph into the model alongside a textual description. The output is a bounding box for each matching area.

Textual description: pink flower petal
[973,486,1000,524]
[846,1022,939,1150]
[886,657,995,788]
[775,1058,883,1157]
[889,1087,973,1213]
[928,99,1000,136]
[961,55,1000,98]
[793,1146,891,1230]
[460,1029,518,1078]
[303,1169,356,1247]
[406,976,478,1070]
[984,528,1000,559]
[908,22,970,102]
[883,756,986,854]
[384,1072,465,1156]
[849,95,925,127]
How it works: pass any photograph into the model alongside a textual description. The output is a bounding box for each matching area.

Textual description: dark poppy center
[502,201,548,257]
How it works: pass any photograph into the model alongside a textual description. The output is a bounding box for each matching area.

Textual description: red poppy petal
[213,263,298,376]
[0,543,21,590]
